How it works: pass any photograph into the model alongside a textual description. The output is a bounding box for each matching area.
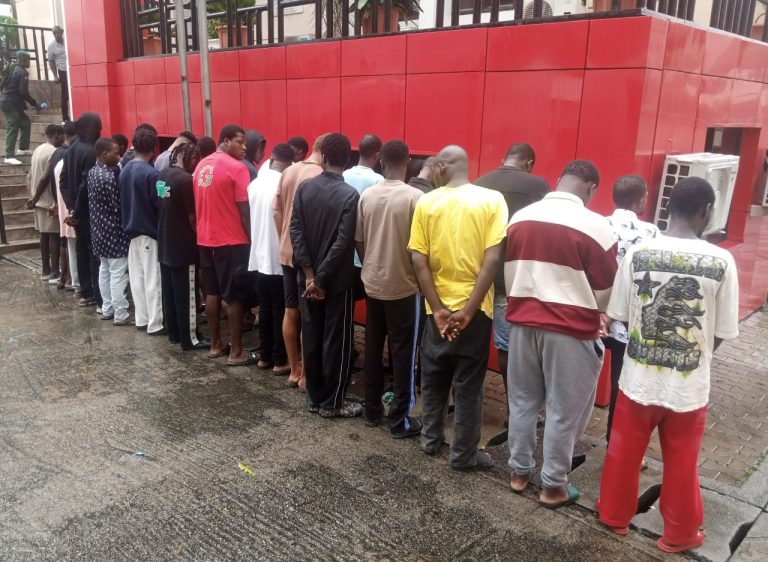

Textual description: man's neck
[502,160,526,172]
[325,165,344,175]
[307,152,323,165]
[665,220,700,240]
[133,153,153,163]
[357,160,376,170]
[446,176,469,188]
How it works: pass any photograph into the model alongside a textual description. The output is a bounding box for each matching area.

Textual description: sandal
[207,343,231,359]
[257,360,274,370]
[656,531,704,553]
[227,350,259,367]
[510,474,530,494]
[594,499,629,536]
[539,483,580,509]
[273,365,291,376]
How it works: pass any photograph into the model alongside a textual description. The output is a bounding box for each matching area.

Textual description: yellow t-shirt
[408,183,508,318]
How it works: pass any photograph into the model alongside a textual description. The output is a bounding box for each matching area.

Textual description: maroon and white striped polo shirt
[504,192,618,340]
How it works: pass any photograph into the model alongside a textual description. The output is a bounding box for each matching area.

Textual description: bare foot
[298,375,306,392]
[510,473,530,493]
[539,485,569,506]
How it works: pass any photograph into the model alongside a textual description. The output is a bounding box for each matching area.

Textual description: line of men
[27,114,739,554]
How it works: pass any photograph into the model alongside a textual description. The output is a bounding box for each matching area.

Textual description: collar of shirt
[544,191,584,207]
[610,208,640,222]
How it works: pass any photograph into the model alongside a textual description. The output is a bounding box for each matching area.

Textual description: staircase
[0,80,65,255]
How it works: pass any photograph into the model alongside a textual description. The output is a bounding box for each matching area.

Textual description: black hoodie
[60,112,102,220]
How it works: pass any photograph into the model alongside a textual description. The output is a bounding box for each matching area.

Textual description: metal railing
[121,0,768,59]
[0,24,56,81]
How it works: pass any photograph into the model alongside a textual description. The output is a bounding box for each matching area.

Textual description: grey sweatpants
[507,324,603,488]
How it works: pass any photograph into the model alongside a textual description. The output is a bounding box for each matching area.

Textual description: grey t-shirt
[47,40,67,72]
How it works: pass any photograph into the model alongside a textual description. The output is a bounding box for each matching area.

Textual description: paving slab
[731,510,768,561]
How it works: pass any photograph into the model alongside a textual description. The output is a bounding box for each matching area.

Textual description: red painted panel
[693,76,732,148]
[87,86,112,135]
[240,81,288,145]
[164,54,201,83]
[83,0,122,63]
[663,22,705,74]
[635,69,663,186]
[63,0,86,66]
[735,40,767,82]
[70,86,89,119]
[211,82,242,136]
[111,85,137,136]
[486,21,589,71]
[68,65,88,88]
[239,47,286,80]
[135,84,169,134]
[587,17,667,70]
[286,78,341,144]
[405,72,484,177]
[109,61,135,86]
[341,75,406,144]
[577,69,657,214]
[702,31,740,78]
[133,58,166,85]
[164,82,204,138]
[729,80,762,125]
[341,35,407,76]
[286,42,341,79]
[86,63,108,87]
[479,70,582,186]
[407,28,487,74]
[209,50,240,82]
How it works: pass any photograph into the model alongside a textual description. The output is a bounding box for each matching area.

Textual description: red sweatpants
[598,391,707,544]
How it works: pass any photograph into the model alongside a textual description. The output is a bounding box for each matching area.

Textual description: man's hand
[48,205,58,217]
[64,214,79,227]
[444,309,474,341]
[599,313,613,339]
[25,198,36,209]
[302,279,326,301]
[433,308,452,338]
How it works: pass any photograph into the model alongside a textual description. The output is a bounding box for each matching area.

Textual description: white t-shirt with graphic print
[607,234,739,412]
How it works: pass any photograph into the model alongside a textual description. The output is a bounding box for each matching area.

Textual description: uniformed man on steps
[1,50,44,166]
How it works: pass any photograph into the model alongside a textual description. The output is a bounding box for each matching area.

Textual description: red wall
[64,4,768,319]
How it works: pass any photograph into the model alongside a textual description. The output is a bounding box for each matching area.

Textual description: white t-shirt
[605,208,659,343]
[607,234,739,412]
[247,168,282,275]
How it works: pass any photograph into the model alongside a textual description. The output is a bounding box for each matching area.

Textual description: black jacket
[0,64,37,111]
[290,171,359,296]
[60,113,102,220]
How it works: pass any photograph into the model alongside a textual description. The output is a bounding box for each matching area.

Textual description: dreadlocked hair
[171,142,202,173]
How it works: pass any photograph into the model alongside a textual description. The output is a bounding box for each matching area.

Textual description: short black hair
[171,142,201,173]
[612,175,647,209]
[287,136,309,156]
[136,122,157,134]
[380,140,409,168]
[197,136,216,158]
[63,121,77,137]
[179,131,197,143]
[271,143,296,164]
[218,124,245,144]
[321,133,352,168]
[111,133,129,150]
[133,126,158,154]
[358,134,382,159]
[505,143,535,163]
[669,177,716,219]
[94,137,116,156]
[45,124,64,138]
[561,159,600,186]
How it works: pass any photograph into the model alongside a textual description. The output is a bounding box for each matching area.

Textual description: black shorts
[199,244,251,303]
[282,264,299,309]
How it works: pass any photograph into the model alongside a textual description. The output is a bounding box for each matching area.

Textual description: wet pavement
[0,259,675,560]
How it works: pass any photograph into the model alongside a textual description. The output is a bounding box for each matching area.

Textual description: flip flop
[539,483,580,509]
[207,343,231,359]
[227,350,259,367]
[594,499,630,536]
[272,366,291,376]
[656,531,705,553]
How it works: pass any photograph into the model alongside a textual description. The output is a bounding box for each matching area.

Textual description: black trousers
[161,263,200,349]
[300,288,354,410]
[420,312,491,467]
[74,222,100,304]
[256,272,287,365]
[58,70,69,121]
[604,336,626,443]
[364,294,419,432]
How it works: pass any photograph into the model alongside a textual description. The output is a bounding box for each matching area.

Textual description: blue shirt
[88,163,130,259]
[343,165,383,268]
[119,159,160,239]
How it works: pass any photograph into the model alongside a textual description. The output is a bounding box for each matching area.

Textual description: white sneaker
[3,158,22,165]
[15,149,33,156]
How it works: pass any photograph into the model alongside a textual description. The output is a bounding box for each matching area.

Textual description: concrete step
[0,174,28,187]
[3,208,34,227]
[0,140,45,153]
[0,183,29,198]
[0,156,31,174]
[0,122,53,135]
[4,224,36,242]
[0,111,64,126]
[2,195,30,211]
[0,238,38,255]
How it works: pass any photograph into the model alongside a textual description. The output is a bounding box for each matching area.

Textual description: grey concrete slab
[731,511,768,561]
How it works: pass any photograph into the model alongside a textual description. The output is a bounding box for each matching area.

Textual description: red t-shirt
[193,150,251,247]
